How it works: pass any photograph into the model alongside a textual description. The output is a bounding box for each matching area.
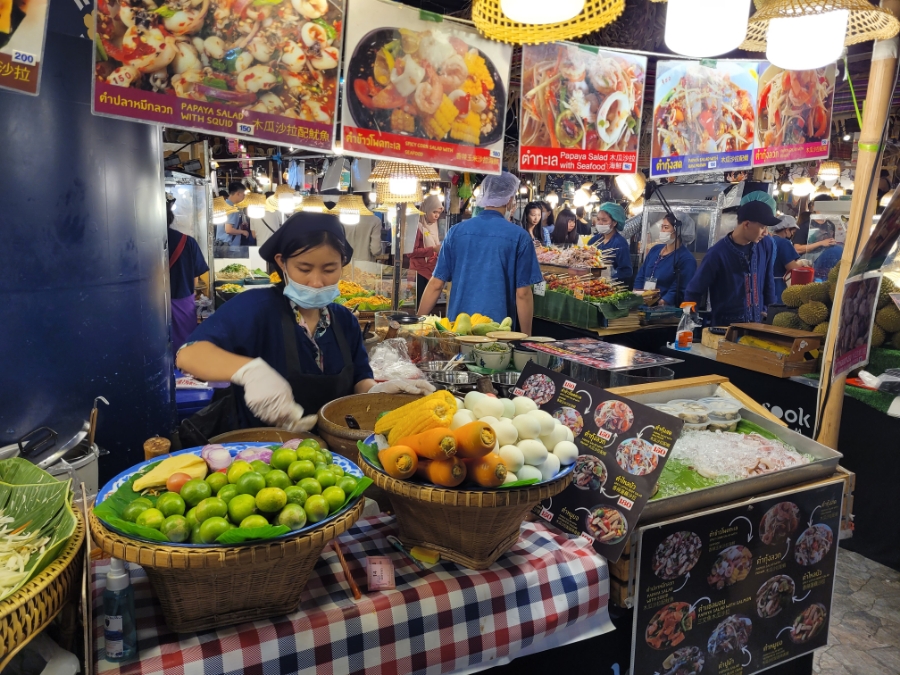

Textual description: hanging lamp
[651,0,751,57]
[742,0,900,70]
[791,176,815,197]
[472,0,624,44]
[818,160,841,182]
[212,197,237,225]
[298,194,328,213]
[328,194,374,226]
[614,173,646,202]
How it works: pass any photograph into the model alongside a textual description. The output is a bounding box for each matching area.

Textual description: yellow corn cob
[738,335,792,355]
[386,396,457,445]
[374,391,457,438]
[423,96,458,140]
[450,112,480,145]
[464,52,494,90]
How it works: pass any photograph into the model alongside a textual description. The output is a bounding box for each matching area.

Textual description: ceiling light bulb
[519,186,528,194]
[247,204,265,219]
[781,182,793,193]
[832,186,844,197]
[277,194,296,214]
[573,189,590,208]
[818,161,841,182]
[212,212,227,225]
[614,173,646,202]
[766,10,849,70]
[304,205,325,213]
[791,177,814,197]
[843,133,851,141]
[339,210,360,225]
[546,191,559,208]
[368,191,377,202]
[389,176,418,197]
[665,0,751,58]
[499,0,584,25]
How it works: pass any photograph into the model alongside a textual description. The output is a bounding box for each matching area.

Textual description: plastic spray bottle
[674,302,699,351]
[103,558,136,661]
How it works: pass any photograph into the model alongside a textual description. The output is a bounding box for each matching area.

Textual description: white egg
[513,396,538,415]
[455,397,466,409]
[450,409,476,430]
[518,439,548,466]
[552,441,579,466]
[474,396,505,420]
[517,465,543,481]
[502,471,519,485]
[528,409,556,436]
[562,425,575,443]
[480,416,500,428]
[540,426,567,450]
[498,445,525,472]
[539,453,561,481]
[512,415,542,440]
[494,421,518,447]
[465,391,487,412]
[500,398,516,419]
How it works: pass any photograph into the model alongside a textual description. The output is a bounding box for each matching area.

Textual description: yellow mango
[133,454,208,491]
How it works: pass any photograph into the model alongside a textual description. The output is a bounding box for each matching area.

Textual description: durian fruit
[875,305,900,333]
[781,285,804,308]
[798,301,830,326]
[813,321,829,336]
[878,277,897,309]
[800,282,829,304]
[773,312,811,331]
[827,281,836,303]
[872,324,887,348]
[828,261,842,285]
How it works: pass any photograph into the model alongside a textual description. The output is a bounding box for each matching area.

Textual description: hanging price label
[534,282,546,297]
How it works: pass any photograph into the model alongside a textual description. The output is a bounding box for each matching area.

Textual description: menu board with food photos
[0,0,49,95]
[516,362,683,562]
[632,477,843,675]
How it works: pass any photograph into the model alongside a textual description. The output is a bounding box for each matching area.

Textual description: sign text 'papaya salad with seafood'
[651,60,758,178]
[93,0,342,148]
[341,0,511,174]
[519,43,646,175]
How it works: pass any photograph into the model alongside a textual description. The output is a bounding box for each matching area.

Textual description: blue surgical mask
[282,270,339,309]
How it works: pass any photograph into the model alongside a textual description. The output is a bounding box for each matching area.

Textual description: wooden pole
[815,0,900,448]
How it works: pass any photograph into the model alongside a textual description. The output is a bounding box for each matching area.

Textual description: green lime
[132,497,153,509]
[315,470,336,489]
[255,487,287,513]
[161,515,190,543]
[240,514,270,529]
[330,464,344,478]
[250,459,271,475]
[265,469,292,490]
[296,447,317,463]
[156,492,186,518]
[270,448,298,472]
[190,524,203,544]
[205,472,229,494]
[276,503,307,530]
[226,460,253,484]
[304,495,329,524]
[300,438,320,450]
[180,479,212,507]
[225,522,237,531]
[199,517,230,544]
[288,460,316,482]
[185,506,199,529]
[122,500,152,523]
[314,451,327,465]
[337,476,359,494]
[298,477,322,496]
[235,471,266,497]
[322,486,346,514]
[136,507,165,530]
[314,462,329,473]
[284,485,308,507]
[227,493,257,524]
[320,449,333,464]
[195,497,228,522]
[217,484,238,505]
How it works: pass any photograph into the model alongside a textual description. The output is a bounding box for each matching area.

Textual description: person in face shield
[633,212,697,306]
[417,172,544,334]
[588,202,633,285]
[177,213,433,432]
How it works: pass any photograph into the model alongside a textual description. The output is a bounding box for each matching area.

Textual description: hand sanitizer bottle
[103,558,136,661]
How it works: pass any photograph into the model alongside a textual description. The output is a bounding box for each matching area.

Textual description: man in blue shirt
[417,172,544,334]
[770,215,804,300]
[685,201,781,325]
[215,182,250,255]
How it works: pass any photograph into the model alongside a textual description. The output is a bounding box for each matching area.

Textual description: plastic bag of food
[369,338,426,381]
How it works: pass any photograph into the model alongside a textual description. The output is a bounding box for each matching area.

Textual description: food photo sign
[518,42,646,175]
[515,363,683,562]
[341,0,512,174]
[650,60,759,178]
[92,0,343,148]
[0,0,50,95]
[632,478,843,675]
[753,62,836,167]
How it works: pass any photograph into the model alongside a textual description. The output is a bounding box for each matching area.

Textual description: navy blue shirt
[814,245,843,281]
[188,287,373,427]
[168,228,208,300]
[433,210,544,324]
[685,234,777,325]
[634,244,698,306]
[771,234,800,300]
[589,231,633,281]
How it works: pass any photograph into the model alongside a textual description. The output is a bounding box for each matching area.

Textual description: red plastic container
[791,267,815,286]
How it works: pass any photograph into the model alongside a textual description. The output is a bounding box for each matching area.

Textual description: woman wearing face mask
[770,215,803,300]
[550,209,579,245]
[588,202,633,285]
[633,214,697,306]
[407,194,444,305]
[177,213,433,432]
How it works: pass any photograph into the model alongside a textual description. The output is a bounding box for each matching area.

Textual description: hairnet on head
[259,211,353,266]
[740,190,777,215]
[771,214,798,233]
[476,171,520,207]
[422,194,443,213]
[670,211,696,245]
[597,202,627,229]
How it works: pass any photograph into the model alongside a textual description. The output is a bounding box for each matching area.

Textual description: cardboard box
[716,322,822,378]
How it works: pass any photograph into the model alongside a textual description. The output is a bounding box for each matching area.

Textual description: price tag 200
[534,282,546,297]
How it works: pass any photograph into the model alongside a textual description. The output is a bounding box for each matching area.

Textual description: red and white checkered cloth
[93,515,611,675]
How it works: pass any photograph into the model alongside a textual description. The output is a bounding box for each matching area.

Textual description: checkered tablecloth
[93,515,611,675]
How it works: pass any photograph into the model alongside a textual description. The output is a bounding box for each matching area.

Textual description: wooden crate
[716,323,822,378]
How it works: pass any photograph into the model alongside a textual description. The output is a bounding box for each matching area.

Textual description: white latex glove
[232,358,315,429]
[368,379,436,395]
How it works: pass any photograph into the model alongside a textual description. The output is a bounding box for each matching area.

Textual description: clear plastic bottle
[103,558,136,661]
[674,302,699,351]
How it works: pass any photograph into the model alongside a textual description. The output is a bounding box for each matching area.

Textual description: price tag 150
[12,51,36,65]
[539,507,553,522]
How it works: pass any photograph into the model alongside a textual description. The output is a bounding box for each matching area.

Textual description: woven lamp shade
[368,161,440,183]
[212,196,237,216]
[266,184,298,211]
[472,0,625,44]
[234,192,276,212]
[818,160,841,181]
[327,194,374,217]
[405,205,424,216]
[375,182,421,205]
[297,194,328,212]
[742,0,900,51]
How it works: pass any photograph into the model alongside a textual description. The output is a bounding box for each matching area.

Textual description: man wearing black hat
[684,201,781,326]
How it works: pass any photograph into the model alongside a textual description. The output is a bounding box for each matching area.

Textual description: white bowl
[513,349,535,372]
[473,347,511,371]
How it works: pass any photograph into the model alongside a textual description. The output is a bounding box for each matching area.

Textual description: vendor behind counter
[633,212,697,306]
[588,202,633,286]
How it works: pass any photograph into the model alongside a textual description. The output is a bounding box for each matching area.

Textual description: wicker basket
[89,501,363,632]
[361,463,573,569]
[317,393,417,462]
[472,0,625,44]
[0,508,84,670]
[209,428,328,446]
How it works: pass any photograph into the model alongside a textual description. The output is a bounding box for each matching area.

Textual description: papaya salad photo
[95,0,342,120]
[520,43,645,152]
[757,65,835,149]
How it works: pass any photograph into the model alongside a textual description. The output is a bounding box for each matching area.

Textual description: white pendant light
[212,212,227,225]
[388,177,418,199]
[766,10,849,70]
[780,182,793,193]
[614,173,646,202]
[831,185,845,197]
[339,210,361,226]
[665,0,751,58]
[274,185,296,214]
[499,0,584,25]
[545,191,559,208]
[791,176,815,197]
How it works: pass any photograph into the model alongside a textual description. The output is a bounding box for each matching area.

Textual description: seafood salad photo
[594,400,634,434]
[616,437,658,476]
[520,43,645,152]
[346,25,504,146]
[572,454,607,491]
[653,62,756,159]
[653,531,702,580]
[95,0,342,121]
[522,373,555,405]
[759,501,800,546]
[707,545,752,589]
[646,602,695,650]
[795,524,834,566]
[552,407,584,436]
[660,646,705,675]
[790,603,827,644]
[756,575,795,619]
[707,615,752,656]
[586,505,628,544]
[757,65,835,150]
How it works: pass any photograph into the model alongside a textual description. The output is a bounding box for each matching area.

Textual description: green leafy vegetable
[497,478,539,489]
[203,77,229,91]
[312,18,336,41]
[357,441,383,470]
[153,6,176,17]
[95,38,108,62]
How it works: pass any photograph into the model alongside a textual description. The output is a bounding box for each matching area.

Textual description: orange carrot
[395,428,457,461]
[416,457,467,487]
[378,445,418,480]
[453,421,496,459]
[466,453,507,488]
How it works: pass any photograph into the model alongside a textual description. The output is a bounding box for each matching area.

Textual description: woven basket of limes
[89,439,370,632]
